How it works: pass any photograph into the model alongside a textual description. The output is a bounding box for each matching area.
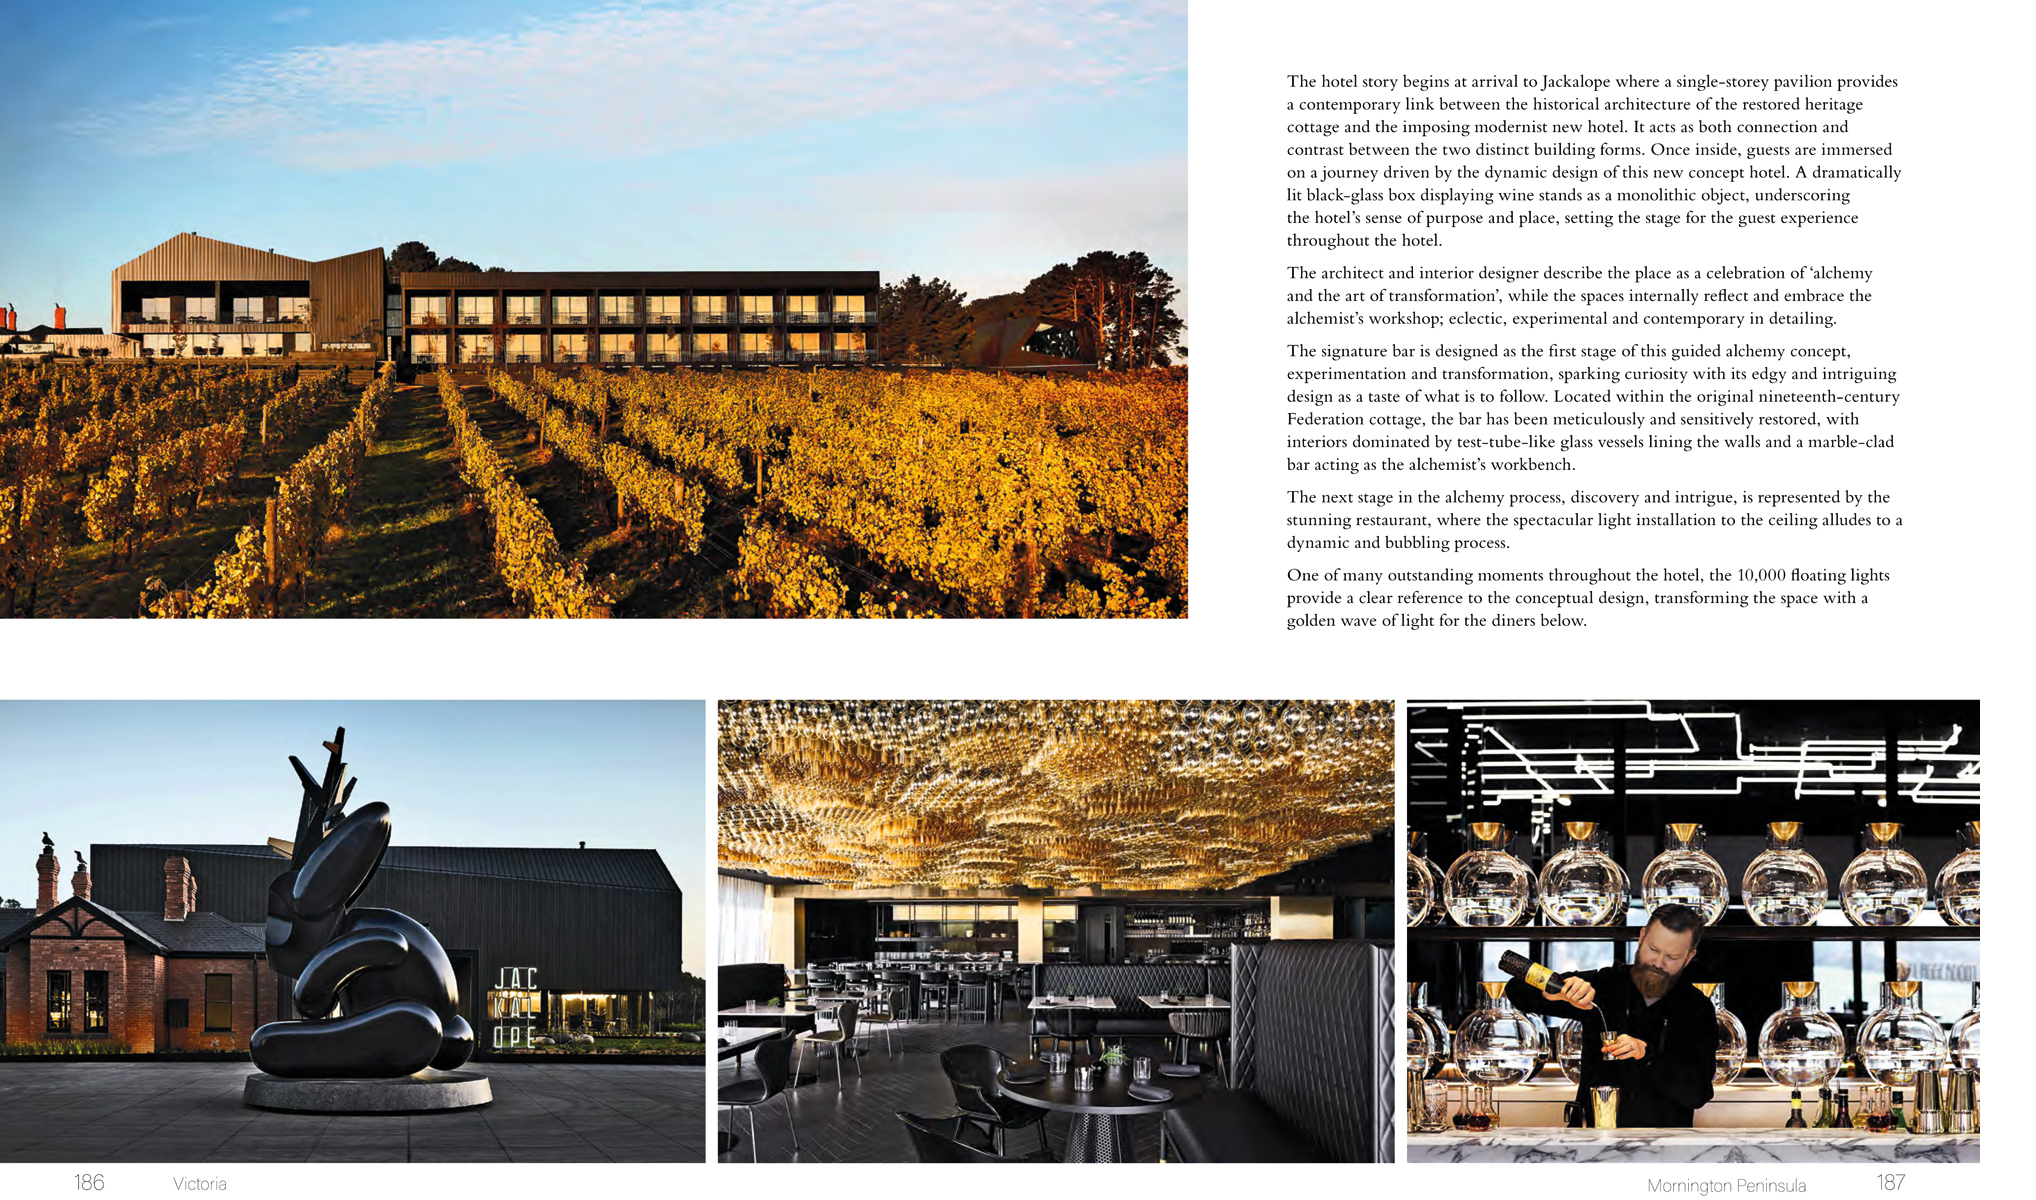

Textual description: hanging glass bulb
[1950,982,1980,1075]
[1454,981,1547,1086]
[1694,982,1748,1084]
[1444,823,1534,927]
[1406,830,1438,926]
[1641,823,1728,925]
[1757,981,1846,1090]
[1935,820,1979,927]
[1742,821,1829,927]
[1857,980,1948,1086]
[1840,822,1929,927]
[1538,820,1628,926]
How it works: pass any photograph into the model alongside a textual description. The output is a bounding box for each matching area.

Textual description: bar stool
[955,972,993,1024]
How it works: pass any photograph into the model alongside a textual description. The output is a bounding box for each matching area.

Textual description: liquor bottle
[1891,1090,1907,1132]
[1812,1086,1836,1128]
[1785,1089,1807,1128]
[1835,1086,1852,1129]
[1497,949,1575,996]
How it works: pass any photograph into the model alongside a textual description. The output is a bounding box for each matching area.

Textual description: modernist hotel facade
[2,838,683,1059]
[110,232,879,365]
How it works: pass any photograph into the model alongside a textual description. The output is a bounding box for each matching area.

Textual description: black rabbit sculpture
[248,728,475,1078]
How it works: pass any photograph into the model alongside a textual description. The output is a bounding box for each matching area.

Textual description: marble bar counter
[1409,1128,1978,1164]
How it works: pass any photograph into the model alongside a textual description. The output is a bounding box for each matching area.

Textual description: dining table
[996,1053,1205,1163]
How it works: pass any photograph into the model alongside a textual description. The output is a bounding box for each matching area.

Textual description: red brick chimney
[36,839,60,914]
[164,856,197,921]
[71,851,92,901]
[55,304,67,332]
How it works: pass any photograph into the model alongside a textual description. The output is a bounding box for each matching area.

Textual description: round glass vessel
[1950,981,1979,1075]
[1445,823,1534,927]
[1694,982,1748,1084]
[1857,980,1948,1086]
[1757,981,1847,1090]
[1840,822,1929,927]
[1407,831,1438,926]
[1455,981,1547,1086]
[1554,1018,1587,1084]
[1741,821,1829,927]
[1935,820,1980,927]
[1538,820,1629,926]
[1641,822,1728,925]
[1407,982,1451,1078]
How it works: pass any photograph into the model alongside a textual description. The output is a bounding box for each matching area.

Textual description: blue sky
[0,0,1186,330]
[0,700,708,970]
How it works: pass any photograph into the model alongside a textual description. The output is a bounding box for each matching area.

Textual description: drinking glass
[1133,1056,1155,1083]
[1073,1066,1096,1092]
[746,999,757,1012]
[1047,1051,1070,1076]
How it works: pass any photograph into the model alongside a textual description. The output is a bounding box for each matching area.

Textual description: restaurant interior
[715,699,1396,1163]
[1404,699,1980,1164]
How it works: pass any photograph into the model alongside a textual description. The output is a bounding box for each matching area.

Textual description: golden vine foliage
[438,372,603,618]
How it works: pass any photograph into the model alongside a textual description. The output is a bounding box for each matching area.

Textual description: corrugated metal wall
[308,248,387,347]
[110,234,314,326]
[89,845,682,993]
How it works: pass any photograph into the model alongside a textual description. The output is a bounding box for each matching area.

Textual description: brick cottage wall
[25,918,129,1041]
[164,957,269,1052]
[2,943,22,1042]
[124,943,162,1053]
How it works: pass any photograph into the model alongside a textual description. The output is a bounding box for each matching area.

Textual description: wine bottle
[1785,1089,1807,1128]
[1834,1087,1852,1129]
[1498,950,1575,995]
[1891,1090,1907,1132]
[1812,1086,1835,1128]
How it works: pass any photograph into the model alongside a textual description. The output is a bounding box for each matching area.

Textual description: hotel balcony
[506,313,545,326]
[834,310,876,324]
[598,312,642,326]
[456,313,493,326]
[552,313,589,326]
[122,313,305,335]
[691,310,733,325]
[784,310,825,324]
[737,309,777,325]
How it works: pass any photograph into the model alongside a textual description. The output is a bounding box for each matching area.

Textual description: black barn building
[90,842,682,1058]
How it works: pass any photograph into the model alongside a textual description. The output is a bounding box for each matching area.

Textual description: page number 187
[1877,1176,1906,1192]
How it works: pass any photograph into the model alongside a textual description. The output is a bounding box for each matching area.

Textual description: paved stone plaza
[0,1062,705,1163]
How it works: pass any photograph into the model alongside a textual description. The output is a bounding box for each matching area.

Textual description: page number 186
[74,1176,105,1191]
[1877,1176,1906,1192]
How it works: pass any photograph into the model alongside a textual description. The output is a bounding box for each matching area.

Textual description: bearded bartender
[1504,903,1717,1127]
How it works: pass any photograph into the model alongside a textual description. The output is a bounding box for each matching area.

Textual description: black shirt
[1505,966,1716,1127]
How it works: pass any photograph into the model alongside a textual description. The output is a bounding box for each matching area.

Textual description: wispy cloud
[121,14,208,33]
[79,0,1183,170]
[271,6,315,22]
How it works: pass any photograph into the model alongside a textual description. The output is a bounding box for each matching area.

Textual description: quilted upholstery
[1029,964,1233,1036]
[1221,940,1392,1163]
[1163,1090,1330,1163]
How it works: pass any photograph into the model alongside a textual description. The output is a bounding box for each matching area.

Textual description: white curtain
[718,874,770,965]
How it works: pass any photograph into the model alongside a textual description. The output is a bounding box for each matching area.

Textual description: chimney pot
[36,843,61,915]
[164,855,196,921]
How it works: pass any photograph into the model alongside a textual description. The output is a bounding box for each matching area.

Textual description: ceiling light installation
[718,700,1395,892]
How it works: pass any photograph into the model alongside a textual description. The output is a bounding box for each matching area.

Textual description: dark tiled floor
[0,1062,704,1162]
[716,1003,1220,1163]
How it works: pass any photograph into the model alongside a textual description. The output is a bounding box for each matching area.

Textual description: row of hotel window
[44,970,233,1034]
[139,333,310,356]
[405,294,871,325]
[137,296,309,322]
[409,331,871,363]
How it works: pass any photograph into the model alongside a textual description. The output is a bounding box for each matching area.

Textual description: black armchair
[939,1044,1049,1159]
[897,1111,1041,1163]
[1036,1007,1101,1059]
[720,1035,798,1161]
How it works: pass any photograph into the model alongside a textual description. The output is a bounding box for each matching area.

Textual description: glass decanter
[1454,981,1547,1086]
[1840,822,1929,926]
[1951,981,1979,1075]
[1757,981,1846,1090]
[1554,1017,1587,1084]
[1444,823,1534,927]
[1695,982,1748,1084]
[1742,821,1829,927]
[1935,820,1979,927]
[1858,980,1947,1086]
[1407,982,1451,1079]
[1538,820,1629,927]
[1641,822,1728,925]
[1407,830,1438,926]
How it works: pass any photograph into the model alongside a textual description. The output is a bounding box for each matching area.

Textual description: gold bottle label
[1525,962,1556,992]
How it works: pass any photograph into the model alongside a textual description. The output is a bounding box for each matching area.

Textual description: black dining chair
[897,1111,1040,1163]
[720,1035,798,1161]
[955,972,994,1024]
[796,999,861,1090]
[1038,1007,1101,1059]
[938,1045,1049,1159]
[1168,1009,1231,1084]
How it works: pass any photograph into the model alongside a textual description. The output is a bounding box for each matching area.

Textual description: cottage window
[204,973,234,1032]
[46,970,72,1034]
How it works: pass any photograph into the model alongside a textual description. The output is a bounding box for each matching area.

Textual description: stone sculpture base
[243,1070,492,1114]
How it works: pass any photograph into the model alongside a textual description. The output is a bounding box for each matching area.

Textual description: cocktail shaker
[1946,1068,1977,1133]
[1592,1085,1619,1128]
[1913,1068,1943,1133]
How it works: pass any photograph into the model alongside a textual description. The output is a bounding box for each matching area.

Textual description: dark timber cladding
[110,232,386,349]
[88,843,682,995]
